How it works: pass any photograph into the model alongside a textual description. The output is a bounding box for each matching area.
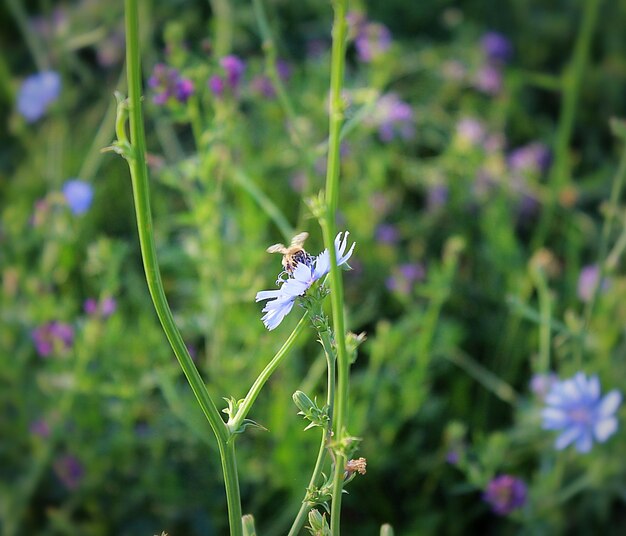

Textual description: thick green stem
[321,0,350,533]
[230,314,308,432]
[219,439,243,534]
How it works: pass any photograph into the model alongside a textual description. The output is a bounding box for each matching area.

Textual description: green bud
[307,509,331,536]
[292,390,329,431]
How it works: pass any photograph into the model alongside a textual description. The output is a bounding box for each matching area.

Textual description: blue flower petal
[555,426,580,450]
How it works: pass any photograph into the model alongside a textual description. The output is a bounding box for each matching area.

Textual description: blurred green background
[3,0,626,534]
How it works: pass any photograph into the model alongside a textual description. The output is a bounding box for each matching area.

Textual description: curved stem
[321,1,349,533]
[124,0,228,446]
[230,314,308,432]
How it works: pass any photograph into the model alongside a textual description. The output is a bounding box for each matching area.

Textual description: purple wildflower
[84,298,98,315]
[30,418,51,439]
[32,321,74,357]
[577,265,609,303]
[455,117,485,147]
[220,55,245,89]
[250,75,276,98]
[208,75,225,97]
[530,372,558,400]
[427,184,449,211]
[542,372,622,453]
[355,22,392,62]
[54,455,84,490]
[62,179,93,215]
[84,296,117,318]
[480,32,513,63]
[386,262,425,294]
[508,142,551,174]
[256,232,355,330]
[17,71,61,122]
[276,59,292,81]
[370,93,414,142]
[474,64,502,95]
[148,63,194,104]
[483,475,527,515]
[375,223,399,244]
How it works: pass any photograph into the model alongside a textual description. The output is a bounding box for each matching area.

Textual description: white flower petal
[256,289,284,302]
[541,408,568,429]
[314,250,330,280]
[594,417,618,443]
[598,390,622,417]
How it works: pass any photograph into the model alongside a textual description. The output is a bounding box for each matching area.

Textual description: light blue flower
[62,179,94,215]
[541,372,621,453]
[256,232,355,330]
[17,71,62,123]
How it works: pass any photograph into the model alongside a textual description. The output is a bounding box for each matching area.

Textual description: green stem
[251,0,317,187]
[583,145,626,326]
[5,0,48,71]
[123,3,243,535]
[289,329,336,536]
[219,439,243,534]
[230,314,308,432]
[124,0,228,446]
[531,267,552,374]
[208,0,234,57]
[533,0,601,247]
[321,0,349,533]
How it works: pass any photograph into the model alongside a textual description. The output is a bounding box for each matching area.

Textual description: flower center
[568,407,591,424]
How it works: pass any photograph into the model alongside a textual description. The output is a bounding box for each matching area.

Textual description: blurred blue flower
[480,32,513,63]
[256,232,355,330]
[17,70,61,123]
[62,179,93,215]
[542,372,622,453]
[483,475,527,515]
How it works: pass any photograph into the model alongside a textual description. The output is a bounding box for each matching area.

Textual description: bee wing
[289,232,309,248]
[266,243,287,254]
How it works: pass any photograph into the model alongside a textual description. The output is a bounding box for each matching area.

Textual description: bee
[266,232,313,275]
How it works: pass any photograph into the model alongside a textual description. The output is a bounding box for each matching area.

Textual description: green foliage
[2,0,626,534]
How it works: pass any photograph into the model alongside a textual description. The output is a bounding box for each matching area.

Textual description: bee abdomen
[285,250,314,273]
